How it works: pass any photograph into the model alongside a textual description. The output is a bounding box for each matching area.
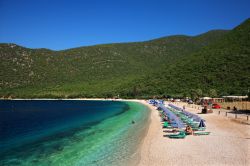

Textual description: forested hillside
[122,19,250,98]
[0,19,249,98]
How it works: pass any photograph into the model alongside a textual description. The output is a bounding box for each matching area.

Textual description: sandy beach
[138,100,250,166]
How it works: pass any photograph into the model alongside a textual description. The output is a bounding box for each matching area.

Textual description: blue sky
[0,0,249,50]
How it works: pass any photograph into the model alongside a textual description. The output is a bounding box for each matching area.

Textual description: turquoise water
[0,100,150,166]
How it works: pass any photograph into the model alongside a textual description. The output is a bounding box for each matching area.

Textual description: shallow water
[0,100,150,166]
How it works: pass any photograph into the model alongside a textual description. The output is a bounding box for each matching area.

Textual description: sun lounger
[163,122,171,128]
[192,127,206,131]
[193,131,210,136]
[168,131,186,139]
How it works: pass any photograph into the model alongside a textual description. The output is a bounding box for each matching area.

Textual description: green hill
[121,19,250,98]
[0,19,249,99]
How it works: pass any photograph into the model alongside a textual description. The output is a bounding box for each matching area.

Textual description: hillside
[0,19,249,98]
[122,19,250,98]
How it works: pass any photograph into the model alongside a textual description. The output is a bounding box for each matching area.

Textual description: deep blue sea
[0,100,150,166]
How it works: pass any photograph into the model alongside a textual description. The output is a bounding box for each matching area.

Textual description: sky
[0,0,249,50]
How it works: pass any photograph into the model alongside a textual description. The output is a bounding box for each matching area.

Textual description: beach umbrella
[198,119,206,128]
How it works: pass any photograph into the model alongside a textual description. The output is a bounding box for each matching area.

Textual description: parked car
[187,100,193,104]
[212,103,221,109]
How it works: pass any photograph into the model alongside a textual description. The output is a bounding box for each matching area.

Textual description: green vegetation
[0,19,249,98]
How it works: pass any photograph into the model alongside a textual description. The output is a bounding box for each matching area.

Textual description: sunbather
[185,125,193,135]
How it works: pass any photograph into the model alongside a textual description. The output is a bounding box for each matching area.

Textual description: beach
[138,100,250,166]
[1,98,249,166]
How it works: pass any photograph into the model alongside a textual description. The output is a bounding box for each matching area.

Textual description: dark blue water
[0,100,128,152]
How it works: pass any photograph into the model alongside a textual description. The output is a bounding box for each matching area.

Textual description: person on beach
[185,125,193,135]
[233,106,237,112]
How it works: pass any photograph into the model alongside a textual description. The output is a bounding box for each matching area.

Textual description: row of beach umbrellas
[158,104,185,129]
[149,100,206,128]
[168,104,204,122]
[168,104,206,127]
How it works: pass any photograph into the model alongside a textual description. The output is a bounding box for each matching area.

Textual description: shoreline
[137,101,250,166]
[2,99,249,165]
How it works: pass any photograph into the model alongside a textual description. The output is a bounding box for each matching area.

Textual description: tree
[190,89,203,101]
[196,89,203,98]
[209,89,217,98]
[190,89,198,101]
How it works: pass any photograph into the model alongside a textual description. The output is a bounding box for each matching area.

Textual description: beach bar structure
[222,95,248,101]
[211,98,225,103]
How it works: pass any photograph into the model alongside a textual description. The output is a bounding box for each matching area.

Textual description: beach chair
[193,131,210,136]
[163,122,170,128]
[192,127,206,131]
[168,131,186,139]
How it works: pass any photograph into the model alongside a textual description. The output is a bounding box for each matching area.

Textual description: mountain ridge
[0,29,229,51]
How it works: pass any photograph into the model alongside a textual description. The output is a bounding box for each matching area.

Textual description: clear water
[0,100,150,166]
